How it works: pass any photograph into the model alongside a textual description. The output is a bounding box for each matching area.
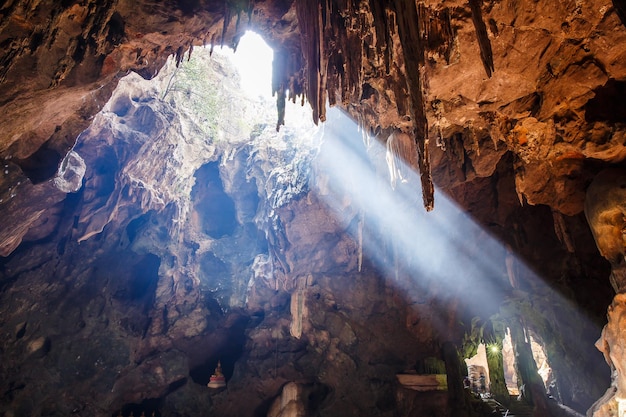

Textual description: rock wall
[1,0,625,416]
[0,48,457,417]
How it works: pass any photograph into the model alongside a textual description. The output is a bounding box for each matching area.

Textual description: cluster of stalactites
[269,0,495,210]
[271,0,449,210]
[272,49,306,132]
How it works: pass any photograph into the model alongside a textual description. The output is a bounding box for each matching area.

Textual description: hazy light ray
[311,110,611,410]
[313,109,605,334]
[213,29,606,402]
[314,115,508,316]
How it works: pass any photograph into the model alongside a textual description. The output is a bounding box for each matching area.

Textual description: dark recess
[16,143,61,184]
[585,79,626,123]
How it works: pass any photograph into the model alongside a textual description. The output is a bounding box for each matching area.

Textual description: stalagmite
[267,382,307,417]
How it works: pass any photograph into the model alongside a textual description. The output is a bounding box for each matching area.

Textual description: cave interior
[1,1,626,416]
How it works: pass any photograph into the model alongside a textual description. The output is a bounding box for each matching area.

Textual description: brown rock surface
[0,0,625,416]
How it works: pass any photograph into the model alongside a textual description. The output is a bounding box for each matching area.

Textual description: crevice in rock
[167,377,187,393]
[15,322,26,340]
[188,315,248,385]
[15,142,62,184]
[192,162,237,238]
[584,79,626,123]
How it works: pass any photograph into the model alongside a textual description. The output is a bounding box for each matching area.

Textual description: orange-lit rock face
[592,293,626,417]
[0,1,624,416]
[585,169,626,287]
[585,170,626,417]
[2,0,626,226]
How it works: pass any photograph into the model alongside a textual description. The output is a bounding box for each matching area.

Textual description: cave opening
[0,18,616,417]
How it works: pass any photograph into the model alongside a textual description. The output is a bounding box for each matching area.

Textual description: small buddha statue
[207,360,227,388]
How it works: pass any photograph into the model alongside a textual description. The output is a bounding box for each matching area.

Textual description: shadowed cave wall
[1,0,626,416]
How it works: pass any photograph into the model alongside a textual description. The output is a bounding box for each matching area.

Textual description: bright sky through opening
[220,31,274,99]
[218,31,314,126]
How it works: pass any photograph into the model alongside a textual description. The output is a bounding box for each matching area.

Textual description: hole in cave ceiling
[72,28,319,246]
[54,30,322,324]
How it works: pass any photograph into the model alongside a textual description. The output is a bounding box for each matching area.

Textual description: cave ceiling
[2,0,626,221]
[1,0,626,416]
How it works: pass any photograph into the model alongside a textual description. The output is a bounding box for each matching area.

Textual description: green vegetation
[161,51,224,140]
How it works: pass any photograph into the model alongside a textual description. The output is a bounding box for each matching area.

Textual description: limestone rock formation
[1,0,625,416]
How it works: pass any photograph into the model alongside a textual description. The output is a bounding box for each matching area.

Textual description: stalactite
[368,0,392,74]
[272,50,287,131]
[469,0,494,77]
[208,33,217,55]
[423,7,456,64]
[287,51,305,102]
[342,21,363,107]
[272,48,307,131]
[174,45,184,67]
[449,132,465,169]
[360,118,371,149]
[391,0,434,210]
[505,246,520,289]
[318,1,328,122]
[275,85,286,132]
[432,99,446,151]
[467,121,480,156]
[552,209,575,253]
[290,279,307,339]
[386,131,417,190]
[221,4,232,47]
[295,0,324,125]
[386,134,401,190]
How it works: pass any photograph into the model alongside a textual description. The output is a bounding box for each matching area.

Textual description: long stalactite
[468,0,494,78]
[390,0,434,210]
[295,0,324,124]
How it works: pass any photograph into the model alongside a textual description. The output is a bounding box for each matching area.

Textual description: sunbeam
[311,106,606,409]
[313,108,510,316]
